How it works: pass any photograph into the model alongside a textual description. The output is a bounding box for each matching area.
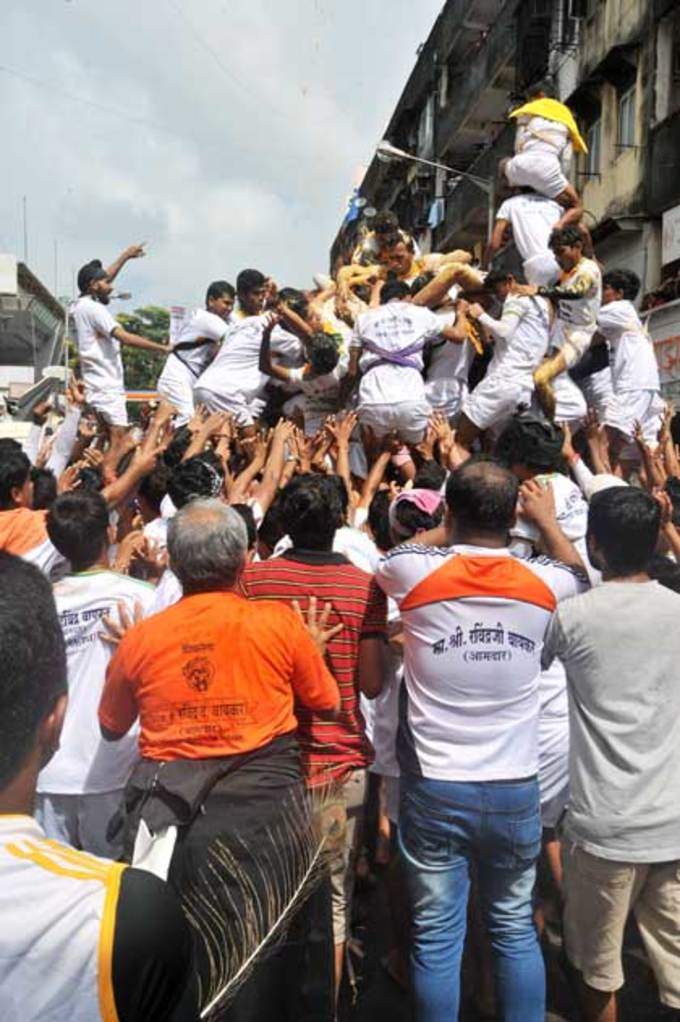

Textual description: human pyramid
[1,79,678,1022]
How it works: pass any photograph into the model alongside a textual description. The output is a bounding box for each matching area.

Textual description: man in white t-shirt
[422,294,474,425]
[71,249,169,434]
[35,491,155,857]
[488,192,561,286]
[194,268,274,431]
[375,458,587,1021]
[502,83,585,226]
[457,271,552,447]
[157,280,235,424]
[346,278,469,443]
[595,269,664,459]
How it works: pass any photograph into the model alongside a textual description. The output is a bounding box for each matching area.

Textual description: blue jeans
[399,775,544,1022]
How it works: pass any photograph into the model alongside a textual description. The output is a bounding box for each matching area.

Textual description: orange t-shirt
[99,591,339,760]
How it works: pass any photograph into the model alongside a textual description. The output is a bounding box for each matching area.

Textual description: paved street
[341,870,674,1021]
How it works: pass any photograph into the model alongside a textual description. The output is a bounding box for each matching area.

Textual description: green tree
[116,305,170,390]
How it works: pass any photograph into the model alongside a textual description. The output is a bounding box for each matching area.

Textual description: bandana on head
[388,488,444,540]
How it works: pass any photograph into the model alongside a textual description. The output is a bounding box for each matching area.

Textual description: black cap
[77,260,108,294]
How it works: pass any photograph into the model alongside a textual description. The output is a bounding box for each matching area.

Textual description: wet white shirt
[352,302,442,405]
[71,296,123,391]
[597,300,660,393]
[496,194,562,263]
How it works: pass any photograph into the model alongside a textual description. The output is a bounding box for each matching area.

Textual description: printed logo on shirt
[182,655,215,692]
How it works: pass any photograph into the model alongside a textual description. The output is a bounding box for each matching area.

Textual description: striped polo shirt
[239,549,388,786]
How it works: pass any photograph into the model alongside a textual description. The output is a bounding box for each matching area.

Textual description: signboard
[169,305,189,345]
[644,297,680,405]
[0,254,18,295]
[662,204,680,266]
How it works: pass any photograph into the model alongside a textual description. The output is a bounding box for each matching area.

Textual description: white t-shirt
[425,309,472,413]
[196,314,268,402]
[375,542,586,781]
[597,300,660,393]
[496,194,562,263]
[288,355,348,414]
[37,570,155,795]
[167,307,230,378]
[71,296,123,392]
[143,515,169,551]
[510,472,599,584]
[479,293,551,377]
[270,324,306,369]
[352,302,442,406]
[272,525,381,575]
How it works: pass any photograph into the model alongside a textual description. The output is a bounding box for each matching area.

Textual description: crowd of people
[1,79,680,1022]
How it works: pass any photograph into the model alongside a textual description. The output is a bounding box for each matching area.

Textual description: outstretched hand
[292,596,343,657]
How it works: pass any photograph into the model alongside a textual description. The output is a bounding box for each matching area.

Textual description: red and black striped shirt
[239,549,388,786]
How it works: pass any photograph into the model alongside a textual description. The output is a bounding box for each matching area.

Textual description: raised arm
[105,243,146,284]
[112,324,168,355]
[484,217,509,269]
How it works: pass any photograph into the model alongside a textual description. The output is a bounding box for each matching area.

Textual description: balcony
[647,109,680,215]
[434,123,514,250]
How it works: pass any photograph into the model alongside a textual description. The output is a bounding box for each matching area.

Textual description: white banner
[662,205,680,266]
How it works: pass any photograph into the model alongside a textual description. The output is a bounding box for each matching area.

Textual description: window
[618,85,636,147]
[585,119,601,177]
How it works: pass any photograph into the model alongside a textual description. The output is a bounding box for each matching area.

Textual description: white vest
[0,815,125,1021]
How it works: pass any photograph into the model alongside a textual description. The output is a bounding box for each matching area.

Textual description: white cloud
[0,0,443,306]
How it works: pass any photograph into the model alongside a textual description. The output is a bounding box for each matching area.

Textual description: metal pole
[22,196,28,263]
[54,239,58,295]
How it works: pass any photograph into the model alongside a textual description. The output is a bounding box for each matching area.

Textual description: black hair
[377,231,402,250]
[206,280,235,304]
[324,474,349,519]
[281,474,343,550]
[368,490,392,552]
[393,499,444,537]
[163,425,194,469]
[278,287,309,318]
[47,491,110,569]
[0,449,31,509]
[527,77,556,100]
[381,279,411,304]
[168,456,224,510]
[138,462,171,515]
[414,461,446,491]
[549,226,583,251]
[371,211,399,235]
[485,269,513,290]
[236,269,266,294]
[77,466,104,493]
[495,411,564,472]
[647,553,680,594]
[602,269,641,302]
[308,332,340,376]
[0,438,22,454]
[76,259,105,295]
[0,553,66,788]
[257,495,287,554]
[587,487,660,577]
[230,503,257,550]
[30,467,58,511]
[446,456,519,535]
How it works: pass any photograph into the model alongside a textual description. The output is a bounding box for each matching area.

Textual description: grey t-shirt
[542,580,680,862]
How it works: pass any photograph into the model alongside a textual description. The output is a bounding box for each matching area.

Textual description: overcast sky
[0,0,442,308]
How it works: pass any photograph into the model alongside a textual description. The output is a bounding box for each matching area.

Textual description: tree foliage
[117,305,169,390]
